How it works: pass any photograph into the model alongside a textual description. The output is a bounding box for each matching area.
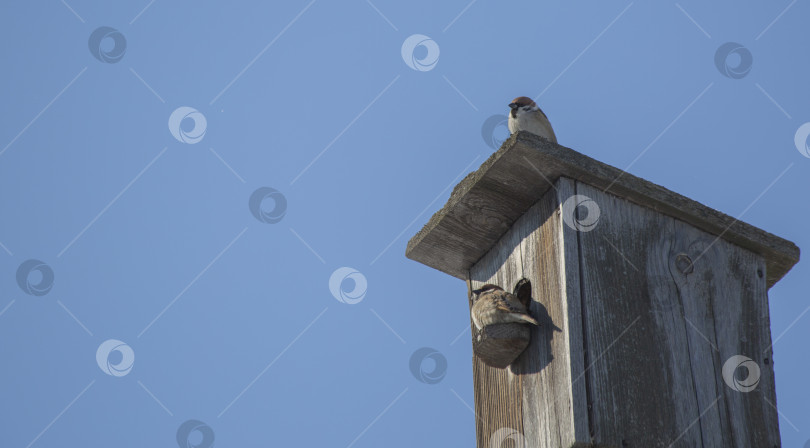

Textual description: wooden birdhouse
[406,132,799,447]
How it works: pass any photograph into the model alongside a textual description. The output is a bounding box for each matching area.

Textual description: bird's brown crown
[510,96,536,107]
[472,284,503,295]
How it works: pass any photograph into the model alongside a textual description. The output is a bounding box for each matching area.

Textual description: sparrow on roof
[508,96,557,143]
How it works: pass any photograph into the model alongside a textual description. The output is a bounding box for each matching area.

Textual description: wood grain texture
[517,178,590,448]
[406,131,799,288]
[464,178,782,447]
[470,178,590,448]
[469,205,526,448]
[408,137,792,446]
[575,182,695,447]
[575,182,781,447]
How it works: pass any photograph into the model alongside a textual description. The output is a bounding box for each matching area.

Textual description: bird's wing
[492,292,527,313]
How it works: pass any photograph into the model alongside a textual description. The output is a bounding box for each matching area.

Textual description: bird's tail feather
[511,313,539,326]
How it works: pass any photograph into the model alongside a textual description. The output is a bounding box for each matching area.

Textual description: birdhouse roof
[405,131,799,289]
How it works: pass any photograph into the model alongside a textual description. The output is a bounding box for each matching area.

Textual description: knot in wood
[675,253,694,274]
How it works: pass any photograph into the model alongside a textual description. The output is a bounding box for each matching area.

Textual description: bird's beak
[508,103,518,110]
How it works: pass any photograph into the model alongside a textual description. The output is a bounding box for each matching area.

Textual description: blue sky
[1,1,809,447]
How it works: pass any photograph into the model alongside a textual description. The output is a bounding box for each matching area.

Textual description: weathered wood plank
[513,186,562,448]
[515,177,590,448]
[469,178,590,447]
[574,182,781,447]
[406,131,799,288]
[646,218,727,448]
[665,223,732,447]
[696,230,780,447]
[574,182,692,447]
[469,212,525,448]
